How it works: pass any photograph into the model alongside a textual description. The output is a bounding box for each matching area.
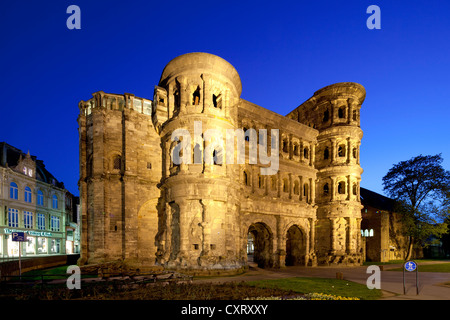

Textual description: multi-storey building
[78,52,366,274]
[0,142,67,258]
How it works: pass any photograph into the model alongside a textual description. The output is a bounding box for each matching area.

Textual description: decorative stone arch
[244,219,275,268]
[284,223,308,266]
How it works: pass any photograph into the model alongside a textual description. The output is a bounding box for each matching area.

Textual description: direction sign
[405,261,417,272]
[12,232,27,242]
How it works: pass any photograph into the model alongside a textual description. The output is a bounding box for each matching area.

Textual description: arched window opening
[52,195,58,209]
[369,229,374,237]
[24,186,32,203]
[258,175,265,189]
[213,149,222,166]
[271,176,277,190]
[323,183,329,195]
[37,190,44,206]
[338,144,345,157]
[10,182,18,200]
[293,181,300,195]
[244,171,250,186]
[293,144,299,156]
[353,110,357,121]
[324,147,329,160]
[303,147,309,159]
[283,179,289,193]
[212,93,222,108]
[364,229,369,237]
[113,155,121,170]
[353,183,358,195]
[282,139,288,153]
[193,86,201,105]
[338,181,345,194]
[323,109,329,122]
[303,183,309,202]
[338,107,345,119]
[353,147,357,159]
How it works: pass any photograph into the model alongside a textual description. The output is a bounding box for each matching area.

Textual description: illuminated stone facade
[78,52,366,274]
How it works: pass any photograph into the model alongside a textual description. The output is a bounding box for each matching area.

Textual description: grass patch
[21,265,97,281]
[246,277,382,300]
[388,263,450,272]
[0,281,298,300]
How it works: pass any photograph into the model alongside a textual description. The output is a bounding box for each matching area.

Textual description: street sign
[403,260,419,295]
[12,232,27,242]
[404,260,417,272]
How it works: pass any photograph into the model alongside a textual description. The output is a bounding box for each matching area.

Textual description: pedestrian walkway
[193,261,450,300]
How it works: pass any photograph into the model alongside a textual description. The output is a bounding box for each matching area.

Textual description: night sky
[1,0,449,197]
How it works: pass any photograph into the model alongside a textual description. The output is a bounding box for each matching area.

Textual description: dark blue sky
[1,0,449,197]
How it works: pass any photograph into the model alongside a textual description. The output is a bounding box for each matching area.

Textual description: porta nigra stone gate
[78,52,365,274]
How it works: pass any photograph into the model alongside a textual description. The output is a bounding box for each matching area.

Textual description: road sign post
[12,232,27,280]
[403,260,419,295]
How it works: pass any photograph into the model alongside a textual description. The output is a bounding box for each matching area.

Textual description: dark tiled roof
[360,187,396,212]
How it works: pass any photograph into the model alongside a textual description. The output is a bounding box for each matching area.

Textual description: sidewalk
[193,262,450,300]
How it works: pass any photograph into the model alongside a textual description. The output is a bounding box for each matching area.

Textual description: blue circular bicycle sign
[404,261,417,272]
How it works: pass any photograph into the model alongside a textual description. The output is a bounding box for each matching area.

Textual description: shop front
[1,228,65,258]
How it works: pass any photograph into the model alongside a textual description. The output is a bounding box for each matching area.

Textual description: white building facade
[0,143,67,259]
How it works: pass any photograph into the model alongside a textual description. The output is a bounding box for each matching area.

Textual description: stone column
[309,218,315,254]
[347,137,351,164]
[201,74,211,111]
[310,144,315,167]
[177,76,187,114]
[329,218,336,255]
[177,199,189,259]
[347,175,351,200]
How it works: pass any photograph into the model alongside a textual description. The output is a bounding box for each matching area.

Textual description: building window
[10,182,18,200]
[323,183,329,195]
[37,190,44,206]
[303,183,309,202]
[51,216,60,232]
[37,213,46,230]
[338,181,346,194]
[24,186,32,203]
[8,208,19,227]
[193,86,200,105]
[324,147,329,160]
[258,175,265,189]
[271,176,277,191]
[52,195,58,209]
[243,171,250,186]
[338,144,345,157]
[24,211,33,229]
[303,147,309,159]
[323,109,329,123]
[282,139,288,153]
[293,180,300,195]
[338,107,345,118]
[283,178,289,193]
[353,183,358,195]
[212,93,222,109]
[113,155,121,170]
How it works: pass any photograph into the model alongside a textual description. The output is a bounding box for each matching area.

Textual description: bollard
[336,272,344,280]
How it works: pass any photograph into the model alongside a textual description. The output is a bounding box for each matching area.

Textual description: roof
[360,187,396,212]
[0,141,65,188]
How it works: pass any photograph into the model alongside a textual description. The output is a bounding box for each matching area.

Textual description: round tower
[155,52,245,274]
[313,82,365,265]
